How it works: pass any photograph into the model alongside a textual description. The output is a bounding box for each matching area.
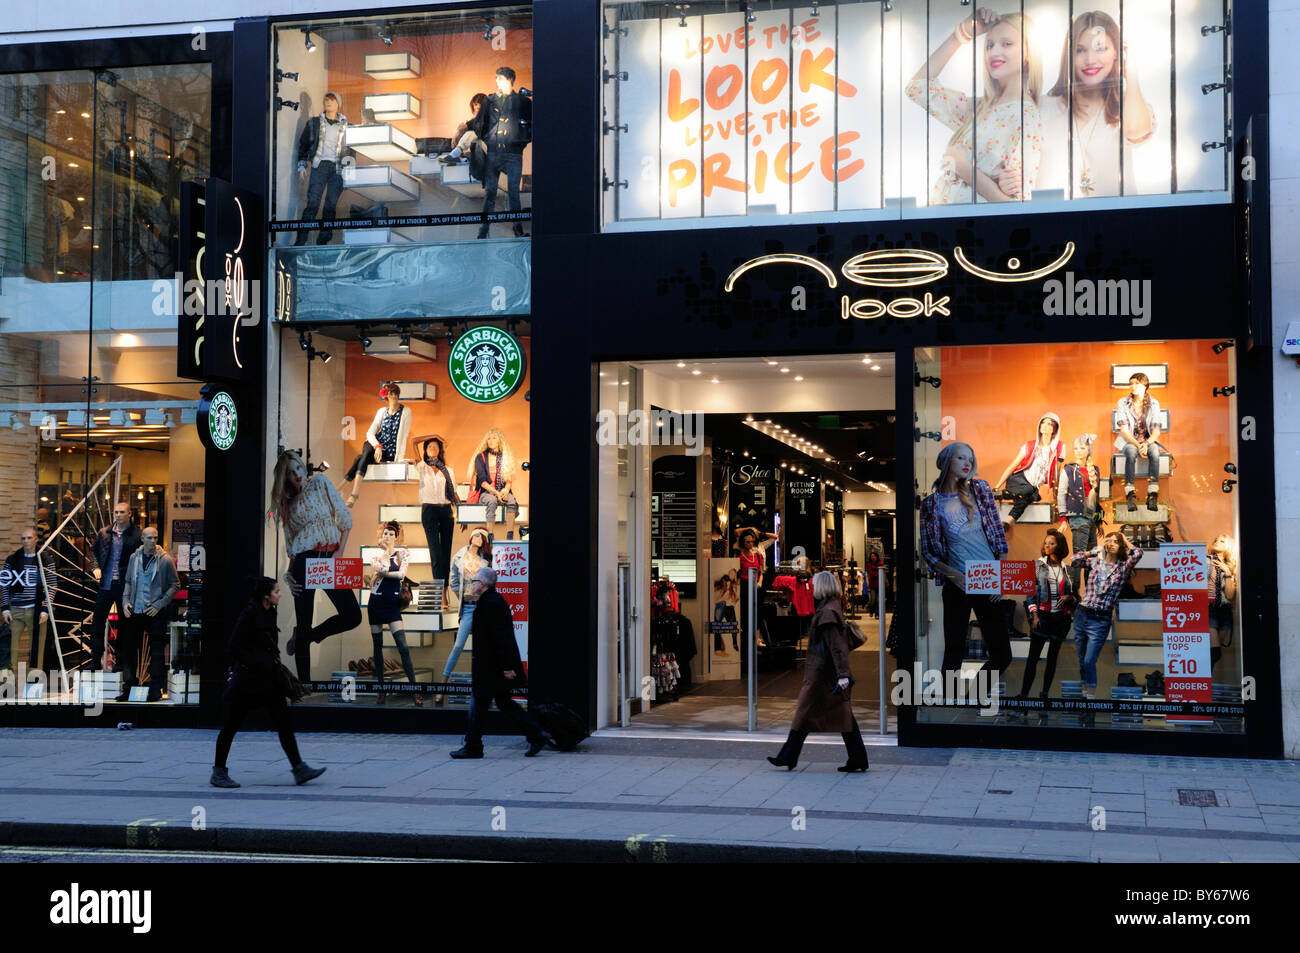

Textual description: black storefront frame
[529,0,1281,758]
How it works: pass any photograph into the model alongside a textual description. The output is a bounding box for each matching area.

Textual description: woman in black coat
[767,571,869,773]
[210,577,326,788]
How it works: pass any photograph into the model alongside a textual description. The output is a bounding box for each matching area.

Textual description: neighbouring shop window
[268,324,531,708]
[599,0,1230,227]
[912,340,1242,732]
[270,5,533,248]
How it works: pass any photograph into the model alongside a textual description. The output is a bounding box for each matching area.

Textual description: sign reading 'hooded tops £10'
[448,326,527,403]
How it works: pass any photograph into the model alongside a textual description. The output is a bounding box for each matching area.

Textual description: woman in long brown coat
[767,571,869,772]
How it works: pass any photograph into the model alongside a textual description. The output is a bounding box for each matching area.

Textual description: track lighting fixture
[302,29,316,53]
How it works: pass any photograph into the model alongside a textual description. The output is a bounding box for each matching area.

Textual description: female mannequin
[368,521,419,705]
[1040,12,1154,198]
[994,413,1064,526]
[734,526,776,664]
[468,428,519,537]
[1066,532,1144,698]
[1114,372,1165,511]
[906,8,1043,204]
[436,527,492,704]
[343,383,412,508]
[271,450,362,683]
[1018,529,1075,698]
[415,435,458,598]
[1207,534,1238,671]
[1057,434,1100,589]
[918,442,1012,678]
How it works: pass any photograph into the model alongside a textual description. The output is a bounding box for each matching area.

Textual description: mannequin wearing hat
[294,90,350,246]
[918,442,1013,678]
[994,413,1064,527]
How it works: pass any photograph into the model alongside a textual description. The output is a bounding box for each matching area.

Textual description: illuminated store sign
[448,326,527,403]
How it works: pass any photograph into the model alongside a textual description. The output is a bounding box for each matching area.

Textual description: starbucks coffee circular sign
[205,391,238,451]
[448,326,526,403]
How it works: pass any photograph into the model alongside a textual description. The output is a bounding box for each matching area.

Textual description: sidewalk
[1,726,1298,862]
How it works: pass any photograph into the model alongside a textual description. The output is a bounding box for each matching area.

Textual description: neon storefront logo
[723,243,1076,319]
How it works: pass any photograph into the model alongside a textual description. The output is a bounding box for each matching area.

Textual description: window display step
[363,462,417,481]
[1111,504,1170,523]
[1117,599,1162,622]
[1116,641,1165,665]
[341,163,420,202]
[456,503,529,524]
[1109,453,1172,477]
[997,501,1052,523]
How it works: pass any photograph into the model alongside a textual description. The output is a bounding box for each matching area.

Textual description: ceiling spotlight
[674,3,690,27]
[676,362,686,368]
[780,462,788,468]
[794,375,804,381]
[691,369,702,375]
[780,367,790,373]
[483,16,494,41]
[767,360,778,365]
[81,111,91,118]
[303,29,316,53]
[362,335,372,348]
[378,23,393,45]
[1212,340,1235,354]
[399,331,411,348]
[764,419,772,424]
[710,378,720,384]
[745,2,756,23]
[298,330,312,351]
[312,460,331,473]
[317,350,332,364]
[871,365,881,371]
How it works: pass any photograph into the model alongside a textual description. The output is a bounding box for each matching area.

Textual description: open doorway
[596,354,898,733]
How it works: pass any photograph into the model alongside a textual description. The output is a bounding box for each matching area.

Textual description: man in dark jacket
[89,502,141,672]
[294,91,350,246]
[477,67,531,240]
[450,567,549,758]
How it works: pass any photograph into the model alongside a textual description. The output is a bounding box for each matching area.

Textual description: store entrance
[596,355,899,734]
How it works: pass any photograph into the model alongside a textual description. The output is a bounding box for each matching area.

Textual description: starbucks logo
[448,327,526,403]
[208,391,238,451]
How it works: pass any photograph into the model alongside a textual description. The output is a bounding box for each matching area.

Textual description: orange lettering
[667,69,700,123]
[703,153,745,197]
[802,18,821,43]
[820,132,864,182]
[775,142,811,184]
[799,47,857,97]
[754,148,768,193]
[667,159,696,208]
[706,64,744,111]
[799,103,820,127]
[752,58,789,105]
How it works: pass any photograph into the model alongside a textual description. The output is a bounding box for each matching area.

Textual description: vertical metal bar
[618,564,629,726]
[878,565,887,734]
[747,566,757,731]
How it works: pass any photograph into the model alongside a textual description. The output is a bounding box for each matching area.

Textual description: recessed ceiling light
[620,380,629,385]
[764,419,772,424]
[766,360,777,365]
[780,463,788,468]
[56,109,66,115]
[780,367,790,373]
[743,451,749,457]
[676,362,686,368]
[691,369,702,375]
[871,365,881,371]
[80,111,90,118]
[794,375,804,381]
[745,415,754,422]
[598,371,606,377]
[65,136,74,141]
[710,378,719,384]
[68,162,79,168]
[76,196,85,202]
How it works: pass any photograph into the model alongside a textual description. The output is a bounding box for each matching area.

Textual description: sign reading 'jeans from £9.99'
[1161,543,1212,722]
[304,557,363,590]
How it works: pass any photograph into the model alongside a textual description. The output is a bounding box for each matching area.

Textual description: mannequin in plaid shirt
[1066,532,1144,698]
[919,442,1012,678]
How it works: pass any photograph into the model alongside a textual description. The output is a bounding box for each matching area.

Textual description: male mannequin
[118,527,180,702]
[2,527,56,673]
[90,502,142,672]
[294,91,350,246]
[477,67,531,239]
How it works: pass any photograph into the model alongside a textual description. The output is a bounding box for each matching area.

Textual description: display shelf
[1116,641,1164,665]
[364,92,421,121]
[361,544,430,563]
[1109,453,1173,477]
[997,501,1052,523]
[1117,599,1161,622]
[378,504,423,523]
[456,503,529,524]
[346,123,418,162]
[1110,503,1171,523]
[364,52,421,79]
[363,462,418,482]
[341,164,420,201]
[1112,409,1170,432]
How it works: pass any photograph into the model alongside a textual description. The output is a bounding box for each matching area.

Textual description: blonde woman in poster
[907,7,1043,204]
[1039,11,1155,198]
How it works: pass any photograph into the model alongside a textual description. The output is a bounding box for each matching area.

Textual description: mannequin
[367,521,418,705]
[271,450,361,684]
[343,382,411,507]
[415,435,458,597]
[477,66,532,239]
[1114,372,1165,511]
[1018,529,1075,699]
[1207,534,1238,671]
[918,442,1012,679]
[294,91,350,246]
[734,526,776,670]
[437,527,493,705]
[995,413,1064,526]
[468,428,519,538]
[906,8,1043,204]
[1040,12,1155,198]
[437,92,489,176]
[1057,433,1101,590]
[1066,532,1144,698]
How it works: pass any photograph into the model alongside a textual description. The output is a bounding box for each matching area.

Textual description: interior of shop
[271,321,530,708]
[597,354,900,733]
[914,339,1243,732]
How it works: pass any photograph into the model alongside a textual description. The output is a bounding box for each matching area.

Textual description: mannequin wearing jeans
[994,413,1063,527]
[1114,372,1165,511]
[293,92,349,246]
[1057,434,1100,592]
[919,443,1012,681]
[437,529,491,704]
[1066,534,1144,697]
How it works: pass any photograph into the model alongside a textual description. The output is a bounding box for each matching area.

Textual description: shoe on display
[1147,491,1159,512]
[1125,490,1138,511]
[145,689,162,703]
[449,746,483,759]
[209,767,240,789]
[292,763,327,785]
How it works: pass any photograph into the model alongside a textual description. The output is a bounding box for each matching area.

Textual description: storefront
[0,0,1282,757]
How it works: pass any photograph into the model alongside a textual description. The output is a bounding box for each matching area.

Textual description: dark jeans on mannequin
[295,160,344,245]
[1004,471,1040,521]
[291,550,362,681]
[89,580,125,670]
[478,151,524,238]
[421,503,454,582]
[940,580,1012,676]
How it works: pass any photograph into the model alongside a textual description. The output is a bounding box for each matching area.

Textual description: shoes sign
[1160,543,1212,722]
[304,557,363,589]
[964,560,1035,596]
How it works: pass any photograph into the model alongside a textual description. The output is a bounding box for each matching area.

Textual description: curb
[0,821,1051,863]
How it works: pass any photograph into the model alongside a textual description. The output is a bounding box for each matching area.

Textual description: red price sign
[334,557,363,589]
[999,560,1036,596]
[1162,590,1207,631]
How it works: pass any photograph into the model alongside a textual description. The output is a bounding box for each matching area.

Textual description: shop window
[599,0,1230,229]
[270,6,533,250]
[267,323,531,708]
[912,340,1242,732]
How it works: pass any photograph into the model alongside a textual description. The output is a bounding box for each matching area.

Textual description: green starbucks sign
[448,326,527,403]
[205,390,238,451]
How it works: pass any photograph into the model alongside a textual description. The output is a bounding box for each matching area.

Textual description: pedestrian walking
[449,567,549,759]
[211,577,326,788]
[767,571,869,773]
